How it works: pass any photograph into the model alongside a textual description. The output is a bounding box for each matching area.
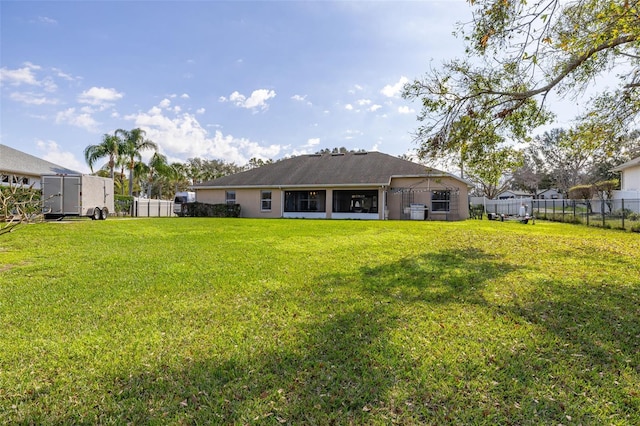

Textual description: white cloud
[53,68,75,81]
[124,107,282,165]
[345,104,354,111]
[9,92,58,105]
[398,105,415,114]
[78,87,123,105]
[348,84,364,94]
[0,64,41,86]
[344,129,363,140]
[196,108,205,114]
[291,94,312,106]
[38,16,58,25]
[357,99,371,106]
[180,93,190,99]
[381,76,409,98]
[55,108,100,132]
[36,140,89,173]
[159,98,171,108]
[304,138,320,148]
[222,89,276,111]
[369,104,382,112]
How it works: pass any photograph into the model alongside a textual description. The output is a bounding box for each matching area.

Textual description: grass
[1,218,639,425]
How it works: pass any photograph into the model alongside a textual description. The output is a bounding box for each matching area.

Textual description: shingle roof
[193,151,467,188]
[0,144,80,176]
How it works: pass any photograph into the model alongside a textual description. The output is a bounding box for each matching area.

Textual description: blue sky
[1,1,475,174]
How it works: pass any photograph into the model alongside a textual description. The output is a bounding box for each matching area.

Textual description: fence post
[622,199,625,229]
[562,199,565,222]
[586,200,590,226]
[602,199,605,228]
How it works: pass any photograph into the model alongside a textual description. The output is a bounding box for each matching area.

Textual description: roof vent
[331,153,345,156]
[308,154,322,157]
[354,151,368,155]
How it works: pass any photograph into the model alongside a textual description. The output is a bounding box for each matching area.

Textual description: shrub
[182,202,241,218]
[612,208,633,218]
[631,223,640,233]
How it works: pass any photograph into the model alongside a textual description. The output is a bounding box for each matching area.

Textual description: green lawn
[1,218,639,425]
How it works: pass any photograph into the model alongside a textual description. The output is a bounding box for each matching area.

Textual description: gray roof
[0,144,80,176]
[193,151,467,188]
[611,156,640,172]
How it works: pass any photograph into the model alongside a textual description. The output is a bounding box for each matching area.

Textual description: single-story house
[611,156,640,192]
[610,156,640,200]
[497,189,533,199]
[0,144,80,189]
[192,151,472,220]
[536,188,561,199]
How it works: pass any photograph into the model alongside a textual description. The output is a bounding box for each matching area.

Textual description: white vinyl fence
[132,197,175,217]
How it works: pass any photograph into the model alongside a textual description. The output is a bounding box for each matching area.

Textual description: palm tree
[84,133,123,179]
[168,162,189,193]
[116,128,158,196]
[145,152,170,198]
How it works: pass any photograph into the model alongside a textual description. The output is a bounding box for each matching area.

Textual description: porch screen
[284,190,326,212]
[332,190,378,213]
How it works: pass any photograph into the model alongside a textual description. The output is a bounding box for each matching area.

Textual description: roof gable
[611,156,640,172]
[193,151,466,188]
[0,144,80,176]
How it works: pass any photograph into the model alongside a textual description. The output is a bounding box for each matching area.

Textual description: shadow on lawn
[21,246,638,424]
[95,247,517,424]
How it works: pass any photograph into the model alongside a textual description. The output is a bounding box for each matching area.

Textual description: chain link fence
[471,197,640,232]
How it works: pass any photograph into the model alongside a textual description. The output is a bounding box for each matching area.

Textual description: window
[10,176,29,185]
[332,190,378,213]
[284,190,326,212]
[225,190,236,205]
[1,175,9,183]
[431,190,450,212]
[261,191,272,211]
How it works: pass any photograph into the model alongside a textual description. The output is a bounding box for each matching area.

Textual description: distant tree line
[461,128,640,199]
[84,128,274,200]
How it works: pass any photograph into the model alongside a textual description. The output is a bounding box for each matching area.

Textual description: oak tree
[404,0,639,168]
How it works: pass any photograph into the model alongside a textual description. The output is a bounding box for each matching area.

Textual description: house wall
[195,178,469,221]
[621,164,640,191]
[1,172,42,189]
[194,188,283,218]
[387,176,469,221]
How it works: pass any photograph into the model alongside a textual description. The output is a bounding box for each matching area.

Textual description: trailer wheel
[92,207,101,220]
[100,207,109,220]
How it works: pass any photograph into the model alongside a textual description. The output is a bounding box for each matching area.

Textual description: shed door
[42,176,63,214]
[63,176,81,214]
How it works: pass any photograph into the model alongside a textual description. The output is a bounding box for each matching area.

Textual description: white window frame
[225,190,236,205]
[261,190,272,211]
[431,190,451,212]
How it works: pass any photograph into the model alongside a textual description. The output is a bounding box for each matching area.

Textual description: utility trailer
[42,174,114,220]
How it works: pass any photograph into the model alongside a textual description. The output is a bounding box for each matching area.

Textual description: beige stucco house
[192,151,471,220]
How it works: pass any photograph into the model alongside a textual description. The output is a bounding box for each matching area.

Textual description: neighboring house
[0,144,80,189]
[536,188,561,199]
[192,151,472,220]
[496,189,533,200]
[611,156,640,192]
[611,156,640,201]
